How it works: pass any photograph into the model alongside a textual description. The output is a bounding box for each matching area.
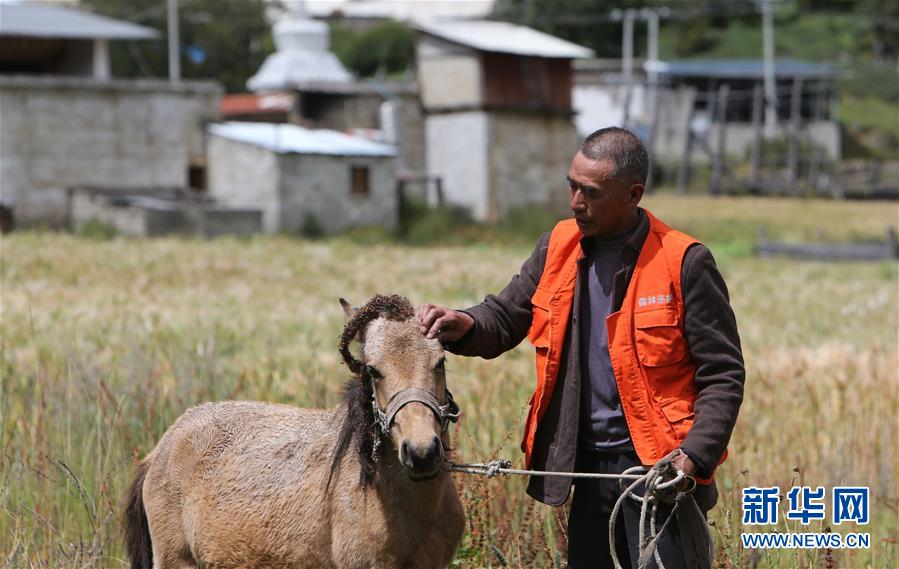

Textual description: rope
[446,459,698,569]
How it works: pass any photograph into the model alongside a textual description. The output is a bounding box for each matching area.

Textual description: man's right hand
[418,304,475,343]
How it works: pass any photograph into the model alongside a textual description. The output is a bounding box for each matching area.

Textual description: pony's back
[127,401,345,568]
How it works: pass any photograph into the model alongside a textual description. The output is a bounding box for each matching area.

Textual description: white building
[207,122,397,234]
[414,20,592,222]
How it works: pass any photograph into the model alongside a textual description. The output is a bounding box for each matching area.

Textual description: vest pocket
[658,397,694,423]
[634,309,687,367]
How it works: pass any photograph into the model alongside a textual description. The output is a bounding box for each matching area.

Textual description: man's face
[566,152,643,238]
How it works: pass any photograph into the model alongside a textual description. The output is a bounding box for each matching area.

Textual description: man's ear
[627,183,645,207]
[339,298,355,319]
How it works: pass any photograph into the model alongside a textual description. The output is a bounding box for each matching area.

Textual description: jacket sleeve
[678,244,746,477]
[443,232,550,359]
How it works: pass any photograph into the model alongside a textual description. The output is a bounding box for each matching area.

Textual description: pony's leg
[153,549,199,569]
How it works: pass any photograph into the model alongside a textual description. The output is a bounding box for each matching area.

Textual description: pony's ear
[339,298,356,319]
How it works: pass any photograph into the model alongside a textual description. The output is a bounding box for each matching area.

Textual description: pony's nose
[401,436,443,474]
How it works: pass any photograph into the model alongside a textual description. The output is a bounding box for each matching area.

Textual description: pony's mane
[329,294,416,489]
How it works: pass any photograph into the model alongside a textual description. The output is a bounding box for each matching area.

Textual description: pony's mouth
[407,468,441,482]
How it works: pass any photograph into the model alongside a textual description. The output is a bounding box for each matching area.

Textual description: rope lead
[446,459,705,569]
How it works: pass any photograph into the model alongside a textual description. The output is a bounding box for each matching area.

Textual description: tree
[81,0,277,92]
[330,21,415,79]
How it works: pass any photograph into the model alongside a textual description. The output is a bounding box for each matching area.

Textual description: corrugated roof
[306,0,495,21]
[645,58,834,80]
[0,2,158,40]
[209,122,396,157]
[413,20,593,59]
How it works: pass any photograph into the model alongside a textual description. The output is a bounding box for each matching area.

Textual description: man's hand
[670,449,698,493]
[670,449,697,477]
[418,304,474,342]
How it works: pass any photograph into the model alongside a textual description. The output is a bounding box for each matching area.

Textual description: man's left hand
[670,449,697,492]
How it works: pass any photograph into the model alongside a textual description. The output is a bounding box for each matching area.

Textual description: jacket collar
[578,208,650,266]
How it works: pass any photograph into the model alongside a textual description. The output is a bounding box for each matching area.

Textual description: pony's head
[337,295,456,482]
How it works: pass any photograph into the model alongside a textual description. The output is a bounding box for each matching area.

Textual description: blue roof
[209,122,396,157]
[645,58,834,80]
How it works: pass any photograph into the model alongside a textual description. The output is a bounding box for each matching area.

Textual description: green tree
[330,21,415,78]
[81,0,277,92]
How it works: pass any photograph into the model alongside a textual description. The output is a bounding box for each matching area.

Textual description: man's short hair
[579,127,649,186]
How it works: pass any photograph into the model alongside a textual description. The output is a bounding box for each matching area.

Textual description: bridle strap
[373,387,460,435]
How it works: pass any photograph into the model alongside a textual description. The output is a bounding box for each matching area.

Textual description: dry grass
[1,196,897,568]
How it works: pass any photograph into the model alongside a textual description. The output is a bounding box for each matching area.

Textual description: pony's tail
[123,460,153,569]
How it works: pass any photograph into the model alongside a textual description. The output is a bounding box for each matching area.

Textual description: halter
[370,387,460,458]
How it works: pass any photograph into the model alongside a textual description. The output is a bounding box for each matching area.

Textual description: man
[418,127,744,568]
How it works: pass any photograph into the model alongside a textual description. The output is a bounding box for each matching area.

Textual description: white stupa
[247,1,352,92]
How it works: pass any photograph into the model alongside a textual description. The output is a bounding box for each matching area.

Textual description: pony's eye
[434,357,446,371]
[366,364,383,380]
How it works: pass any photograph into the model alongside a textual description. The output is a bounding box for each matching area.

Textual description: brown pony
[123,295,465,568]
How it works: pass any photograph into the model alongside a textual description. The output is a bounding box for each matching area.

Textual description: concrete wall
[425,111,490,220]
[490,111,581,220]
[574,83,841,162]
[426,110,578,222]
[0,76,221,226]
[278,153,397,234]
[312,91,425,173]
[207,134,280,232]
[572,83,647,137]
[416,36,482,110]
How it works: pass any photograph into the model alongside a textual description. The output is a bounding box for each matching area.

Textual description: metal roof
[209,122,396,157]
[0,2,158,40]
[306,0,495,21]
[413,19,593,59]
[645,58,835,80]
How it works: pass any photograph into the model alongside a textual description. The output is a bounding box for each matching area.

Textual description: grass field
[2,195,897,568]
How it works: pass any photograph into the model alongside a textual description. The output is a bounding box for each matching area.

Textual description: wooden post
[787,78,803,194]
[434,176,444,206]
[807,81,825,194]
[709,83,730,196]
[887,227,898,259]
[645,89,661,193]
[750,83,763,191]
[676,93,696,195]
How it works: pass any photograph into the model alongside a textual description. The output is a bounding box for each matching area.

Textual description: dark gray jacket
[446,210,745,506]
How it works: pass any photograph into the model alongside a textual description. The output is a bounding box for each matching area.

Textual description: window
[351,166,370,196]
[188,164,207,192]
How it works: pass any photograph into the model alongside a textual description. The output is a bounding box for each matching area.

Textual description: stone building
[413,20,592,222]
[207,122,396,234]
[0,2,221,227]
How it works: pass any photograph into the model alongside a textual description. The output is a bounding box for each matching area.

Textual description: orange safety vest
[522,210,725,481]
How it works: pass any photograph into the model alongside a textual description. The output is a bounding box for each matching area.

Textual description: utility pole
[620,8,635,127]
[167,0,180,81]
[760,0,777,137]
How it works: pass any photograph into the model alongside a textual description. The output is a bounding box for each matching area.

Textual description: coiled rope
[446,457,705,569]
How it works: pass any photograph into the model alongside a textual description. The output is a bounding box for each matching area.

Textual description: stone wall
[0,76,221,226]
[426,110,578,222]
[489,111,581,220]
[207,134,280,233]
[278,153,397,234]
